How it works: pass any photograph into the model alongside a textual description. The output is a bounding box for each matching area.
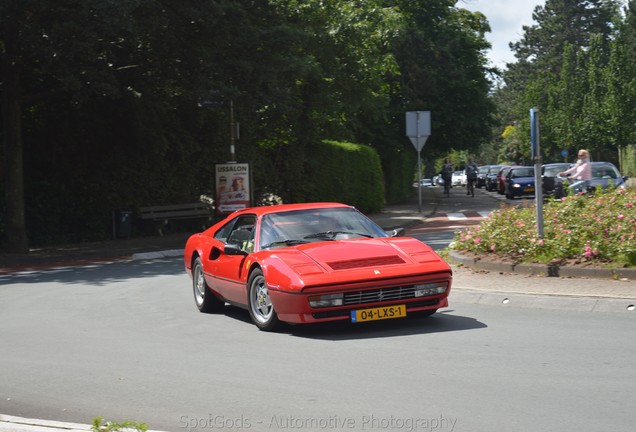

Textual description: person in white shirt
[560,149,592,194]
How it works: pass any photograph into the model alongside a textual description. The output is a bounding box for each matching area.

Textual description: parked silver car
[558,161,628,197]
[588,162,628,190]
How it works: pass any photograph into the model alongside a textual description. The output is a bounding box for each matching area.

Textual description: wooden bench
[139,202,213,235]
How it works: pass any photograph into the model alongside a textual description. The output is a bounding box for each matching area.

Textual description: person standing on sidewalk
[465,158,478,197]
[442,158,453,197]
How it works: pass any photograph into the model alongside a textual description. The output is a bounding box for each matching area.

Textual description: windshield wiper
[304,231,337,240]
[261,239,309,249]
[304,231,373,239]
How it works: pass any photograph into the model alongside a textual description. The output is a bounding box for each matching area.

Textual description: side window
[224,215,256,252]
[214,221,235,243]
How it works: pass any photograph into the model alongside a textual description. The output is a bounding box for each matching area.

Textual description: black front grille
[313,310,352,319]
[312,299,440,319]
[343,285,416,305]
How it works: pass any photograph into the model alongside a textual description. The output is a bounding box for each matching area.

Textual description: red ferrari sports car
[184,202,452,331]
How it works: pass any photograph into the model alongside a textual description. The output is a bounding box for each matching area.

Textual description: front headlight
[308,293,344,308]
[513,183,521,188]
[414,282,447,297]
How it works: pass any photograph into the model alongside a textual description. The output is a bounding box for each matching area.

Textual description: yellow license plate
[524,187,535,192]
[351,305,407,323]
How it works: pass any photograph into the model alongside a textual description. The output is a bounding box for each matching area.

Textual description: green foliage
[394,2,496,154]
[92,416,147,432]
[1,0,496,248]
[619,145,636,178]
[494,0,625,166]
[450,187,636,267]
[303,140,385,213]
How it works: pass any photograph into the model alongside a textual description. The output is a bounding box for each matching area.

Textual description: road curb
[448,250,636,280]
[0,414,168,432]
[451,289,636,313]
[131,249,183,261]
[0,414,91,432]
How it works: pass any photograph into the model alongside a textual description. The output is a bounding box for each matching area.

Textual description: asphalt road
[1,257,635,432]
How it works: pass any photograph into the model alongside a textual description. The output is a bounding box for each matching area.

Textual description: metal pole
[417,150,422,213]
[416,112,422,212]
[532,107,544,237]
[230,99,236,161]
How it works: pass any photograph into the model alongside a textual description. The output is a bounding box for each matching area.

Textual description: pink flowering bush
[449,187,636,267]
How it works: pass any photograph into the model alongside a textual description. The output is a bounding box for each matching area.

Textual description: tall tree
[497,0,620,163]
[510,0,617,73]
[393,1,495,154]
[1,0,143,251]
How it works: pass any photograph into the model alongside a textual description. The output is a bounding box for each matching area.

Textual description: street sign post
[531,107,544,237]
[406,111,431,212]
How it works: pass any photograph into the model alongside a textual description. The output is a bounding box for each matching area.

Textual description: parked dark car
[484,165,503,191]
[497,166,518,195]
[477,165,495,188]
[504,166,535,199]
[541,163,572,197]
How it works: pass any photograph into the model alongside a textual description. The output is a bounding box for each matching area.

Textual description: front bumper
[268,278,451,324]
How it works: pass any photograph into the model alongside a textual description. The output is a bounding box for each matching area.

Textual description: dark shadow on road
[285,309,486,340]
[200,304,487,339]
[0,257,185,286]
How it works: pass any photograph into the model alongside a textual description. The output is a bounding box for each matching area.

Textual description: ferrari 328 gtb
[184,202,452,331]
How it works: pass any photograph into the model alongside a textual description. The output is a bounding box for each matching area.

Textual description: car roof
[499,165,520,173]
[590,161,619,167]
[229,202,352,217]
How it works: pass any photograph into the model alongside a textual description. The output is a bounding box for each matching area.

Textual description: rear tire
[192,257,225,313]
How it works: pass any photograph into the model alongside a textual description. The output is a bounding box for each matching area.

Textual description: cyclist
[465,158,478,197]
[559,149,592,194]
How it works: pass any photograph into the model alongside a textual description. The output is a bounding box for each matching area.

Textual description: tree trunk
[2,58,29,253]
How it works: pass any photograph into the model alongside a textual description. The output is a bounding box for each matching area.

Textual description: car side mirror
[224,244,248,256]
[386,228,405,237]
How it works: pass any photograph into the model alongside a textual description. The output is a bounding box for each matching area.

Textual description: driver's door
[211,215,256,305]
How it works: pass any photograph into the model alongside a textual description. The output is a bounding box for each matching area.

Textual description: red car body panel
[184,202,452,325]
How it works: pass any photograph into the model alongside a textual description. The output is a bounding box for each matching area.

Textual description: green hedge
[377,144,415,205]
[302,140,385,213]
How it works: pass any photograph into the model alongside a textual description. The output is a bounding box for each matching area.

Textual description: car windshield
[511,168,534,178]
[543,165,569,177]
[259,207,387,250]
[592,165,619,179]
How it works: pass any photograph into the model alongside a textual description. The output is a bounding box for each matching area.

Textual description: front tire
[247,268,281,332]
[192,257,224,313]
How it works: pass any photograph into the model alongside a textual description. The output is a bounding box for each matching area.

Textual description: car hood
[259,237,451,292]
[509,176,535,183]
